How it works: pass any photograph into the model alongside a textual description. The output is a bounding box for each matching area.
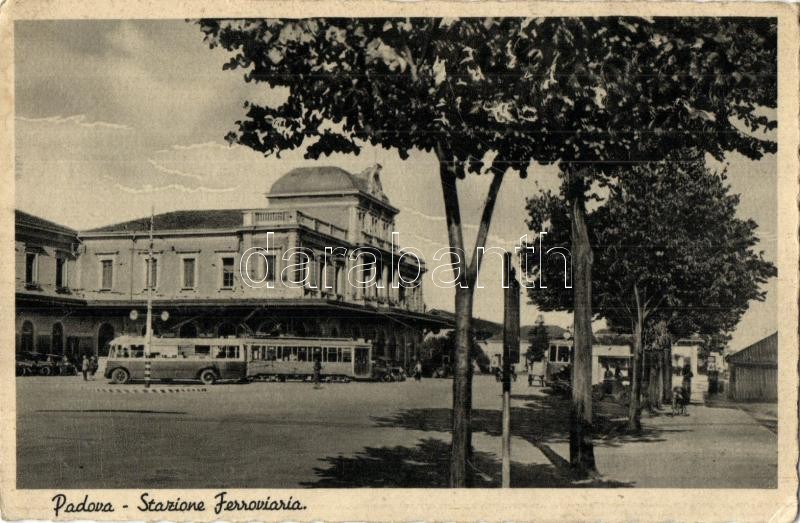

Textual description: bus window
[288,347,298,361]
[131,345,144,358]
[225,346,239,359]
[557,346,570,362]
[342,348,352,363]
[266,346,276,361]
[326,347,339,363]
[195,345,210,358]
[298,347,308,362]
[214,346,226,359]
[549,346,557,362]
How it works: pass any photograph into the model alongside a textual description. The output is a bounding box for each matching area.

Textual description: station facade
[15,165,449,366]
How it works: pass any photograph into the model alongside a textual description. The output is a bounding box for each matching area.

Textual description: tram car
[245,337,373,382]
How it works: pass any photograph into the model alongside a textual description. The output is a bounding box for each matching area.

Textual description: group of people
[80,355,99,381]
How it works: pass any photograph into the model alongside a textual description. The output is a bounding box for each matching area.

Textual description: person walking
[603,366,614,394]
[81,355,89,381]
[413,359,422,381]
[89,355,98,380]
[681,362,694,407]
[313,353,322,389]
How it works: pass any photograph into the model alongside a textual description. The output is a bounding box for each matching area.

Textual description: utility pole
[501,252,520,488]
[145,207,154,389]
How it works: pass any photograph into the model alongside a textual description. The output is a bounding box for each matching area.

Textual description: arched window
[179,323,198,338]
[97,323,115,357]
[217,322,236,337]
[51,323,64,354]
[20,321,34,353]
[140,324,161,336]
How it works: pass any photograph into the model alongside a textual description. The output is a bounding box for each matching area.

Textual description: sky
[14,19,778,350]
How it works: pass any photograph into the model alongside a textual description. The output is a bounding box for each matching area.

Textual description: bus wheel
[111,368,130,384]
[199,369,217,385]
[39,366,52,377]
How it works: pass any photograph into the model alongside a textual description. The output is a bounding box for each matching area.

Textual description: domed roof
[270,166,361,196]
[268,165,391,206]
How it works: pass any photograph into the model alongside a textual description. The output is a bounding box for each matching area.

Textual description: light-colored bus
[246,337,373,382]
[103,336,247,385]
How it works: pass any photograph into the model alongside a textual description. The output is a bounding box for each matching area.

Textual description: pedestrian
[81,355,89,381]
[603,366,614,394]
[313,354,322,389]
[89,355,98,380]
[413,359,422,381]
[681,362,694,407]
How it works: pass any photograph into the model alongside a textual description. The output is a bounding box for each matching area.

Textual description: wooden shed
[726,332,778,402]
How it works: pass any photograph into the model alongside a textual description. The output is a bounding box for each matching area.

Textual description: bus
[103,336,247,385]
[544,339,632,387]
[102,336,373,385]
[246,337,373,382]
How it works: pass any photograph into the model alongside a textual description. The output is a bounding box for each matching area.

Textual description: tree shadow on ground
[302,438,632,488]
[373,391,681,450]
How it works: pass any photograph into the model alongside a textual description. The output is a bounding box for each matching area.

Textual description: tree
[526,158,776,430]
[197,16,776,481]
[527,323,549,363]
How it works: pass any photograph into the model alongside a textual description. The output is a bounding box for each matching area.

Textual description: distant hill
[428,309,567,341]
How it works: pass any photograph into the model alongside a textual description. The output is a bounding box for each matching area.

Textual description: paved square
[16,375,777,488]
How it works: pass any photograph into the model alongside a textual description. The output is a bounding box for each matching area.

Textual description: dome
[269,166,361,196]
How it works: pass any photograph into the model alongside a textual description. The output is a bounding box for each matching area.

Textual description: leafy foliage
[196,17,776,175]
[527,323,550,362]
[525,158,777,339]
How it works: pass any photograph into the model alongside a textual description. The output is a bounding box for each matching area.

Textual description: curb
[92,387,207,393]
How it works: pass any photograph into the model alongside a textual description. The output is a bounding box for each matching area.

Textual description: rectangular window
[298,347,308,362]
[195,345,211,357]
[295,255,308,285]
[266,346,277,361]
[221,257,235,289]
[549,346,557,362]
[25,252,38,284]
[557,346,571,363]
[182,258,196,289]
[326,347,339,363]
[342,349,352,363]
[335,264,344,294]
[56,257,67,288]
[145,258,157,289]
[100,259,113,290]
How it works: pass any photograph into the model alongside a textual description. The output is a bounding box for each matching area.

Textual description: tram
[245,337,373,382]
[102,335,373,384]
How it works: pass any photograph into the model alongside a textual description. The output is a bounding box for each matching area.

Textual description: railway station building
[15,164,450,367]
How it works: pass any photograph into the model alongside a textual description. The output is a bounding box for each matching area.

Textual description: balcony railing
[243,210,348,241]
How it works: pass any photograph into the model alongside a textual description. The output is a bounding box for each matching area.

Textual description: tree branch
[466,168,506,284]
[435,142,468,284]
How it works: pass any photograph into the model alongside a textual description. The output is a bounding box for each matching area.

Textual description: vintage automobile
[16,352,60,376]
[371,358,407,382]
[16,358,35,376]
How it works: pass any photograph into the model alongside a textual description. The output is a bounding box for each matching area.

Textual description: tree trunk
[569,195,597,476]
[648,359,660,411]
[663,338,673,404]
[434,146,506,488]
[627,299,643,431]
[450,285,474,487]
[654,353,663,410]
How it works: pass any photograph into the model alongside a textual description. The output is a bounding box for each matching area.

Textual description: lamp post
[144,207,154,389]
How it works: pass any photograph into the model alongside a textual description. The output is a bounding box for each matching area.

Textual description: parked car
[16,359,35,376]
[372,358,407,382]
[16,352,58,376]
[52,355,77,376]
